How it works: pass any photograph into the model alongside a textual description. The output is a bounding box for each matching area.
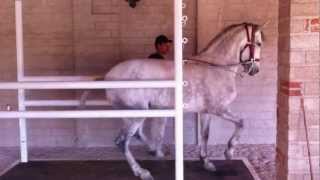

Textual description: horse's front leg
[149,117,168,158]
[115,118,154,180]
[133,123,152,149]
[218,109,244,160]
[199,114,216,171]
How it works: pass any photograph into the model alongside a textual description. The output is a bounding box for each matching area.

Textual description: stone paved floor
[0,144,275,180]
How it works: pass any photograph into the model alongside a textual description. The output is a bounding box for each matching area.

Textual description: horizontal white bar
[21,76,103,82]
[0,110,175,119]
[25,100,110,107]
[0,81,175,90]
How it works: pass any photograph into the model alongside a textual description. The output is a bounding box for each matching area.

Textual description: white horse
[81,23,264,180]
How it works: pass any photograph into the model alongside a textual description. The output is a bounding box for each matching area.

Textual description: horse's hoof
[204,161,216,172]
[155,150,165,158]
[148,150,157,157]
[224,150,233,160]
[148,150,165,158]
[139,168,154,180]
[114,136,125,153]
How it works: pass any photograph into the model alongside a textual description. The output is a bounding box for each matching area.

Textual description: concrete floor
[1,160,257,180]
[0,144,275,180]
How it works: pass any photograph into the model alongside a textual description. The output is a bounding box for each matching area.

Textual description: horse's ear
[260,20,271,29]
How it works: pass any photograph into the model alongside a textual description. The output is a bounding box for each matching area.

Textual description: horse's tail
[79,90,91,109]
[78,76,105,109]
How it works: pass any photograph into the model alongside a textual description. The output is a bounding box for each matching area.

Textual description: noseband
[240,23,259,64]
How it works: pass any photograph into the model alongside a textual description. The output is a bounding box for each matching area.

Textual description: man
[148,34,172,59]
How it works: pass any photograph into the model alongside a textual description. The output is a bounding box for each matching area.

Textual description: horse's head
[239,23,264,76]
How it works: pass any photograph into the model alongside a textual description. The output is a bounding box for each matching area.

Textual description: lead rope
[184,59,246,78]
[300,89,314,180]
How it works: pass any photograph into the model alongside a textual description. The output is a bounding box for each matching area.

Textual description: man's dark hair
[155,35,172,48]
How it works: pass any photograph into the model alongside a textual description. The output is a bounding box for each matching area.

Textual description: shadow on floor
[0,160,255,180]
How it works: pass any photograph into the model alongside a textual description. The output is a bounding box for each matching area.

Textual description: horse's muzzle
[249,66,259,76]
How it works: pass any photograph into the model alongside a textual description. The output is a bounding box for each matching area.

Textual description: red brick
[310,17,320,32]
[281,81,303,89]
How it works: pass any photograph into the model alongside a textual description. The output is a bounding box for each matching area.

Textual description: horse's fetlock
[237,119,244,128]
[203,133,209,140]
[115,135,126,153]
[230,139,238,146]
[224,149,234,160]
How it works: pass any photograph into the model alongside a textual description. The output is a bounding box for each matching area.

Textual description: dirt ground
[0,144,275,180]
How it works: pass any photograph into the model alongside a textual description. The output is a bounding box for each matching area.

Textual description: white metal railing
[8,0,185,180]
[0,81,175,89]
[21,75,101,82]
[0,110,175,119]
[24,100,110,107]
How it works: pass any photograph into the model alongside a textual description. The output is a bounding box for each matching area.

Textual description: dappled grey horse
[82,23,264,180]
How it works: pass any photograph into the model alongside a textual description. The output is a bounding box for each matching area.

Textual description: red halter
[240,23,259,63]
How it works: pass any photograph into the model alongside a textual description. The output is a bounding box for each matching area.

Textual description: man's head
[155,35,172,55]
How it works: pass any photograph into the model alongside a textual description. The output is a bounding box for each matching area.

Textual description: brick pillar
[277,0,320,180]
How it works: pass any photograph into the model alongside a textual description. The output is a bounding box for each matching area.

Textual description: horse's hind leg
[219,109,244,160]
[132,119,166,157]
[149,117,168,158]
[199,114,216,171]
[115,118,154,180]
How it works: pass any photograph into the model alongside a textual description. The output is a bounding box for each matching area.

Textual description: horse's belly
[106,89,174,109]
[183,96,206,113]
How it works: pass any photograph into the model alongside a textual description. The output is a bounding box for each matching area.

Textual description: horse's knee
[202,131,209,140]
[236,119,244,129]
[134,131,142,141]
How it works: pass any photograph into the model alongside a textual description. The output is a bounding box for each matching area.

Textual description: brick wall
[0,0,78,146]
[277,0,319,179]
[74,0,196,75]
[23,0,78,147]
[197,0,278,144]
[0,0,19,146]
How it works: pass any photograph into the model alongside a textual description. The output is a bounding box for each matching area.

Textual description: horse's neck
[194,28,245,66]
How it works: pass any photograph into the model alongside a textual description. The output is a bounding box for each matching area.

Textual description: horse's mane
[198,22,264,54]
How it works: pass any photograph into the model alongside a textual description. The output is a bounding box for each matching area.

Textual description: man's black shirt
[148,52,164,59]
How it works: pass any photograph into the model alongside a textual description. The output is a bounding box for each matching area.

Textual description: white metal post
[174,0,184,180]
[15,0,28,163]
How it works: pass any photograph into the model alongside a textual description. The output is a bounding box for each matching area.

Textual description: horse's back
[105,59,174,80]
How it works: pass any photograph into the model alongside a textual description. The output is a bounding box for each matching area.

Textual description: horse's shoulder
[120,59,173,67]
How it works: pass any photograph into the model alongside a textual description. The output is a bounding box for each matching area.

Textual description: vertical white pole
[15,0,28,163]
[174,0,184,180]
[197,113,201,145]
